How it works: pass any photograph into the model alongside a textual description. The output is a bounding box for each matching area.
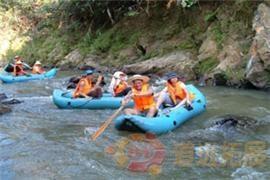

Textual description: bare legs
[124,106,157,117]
[147,106,157,117]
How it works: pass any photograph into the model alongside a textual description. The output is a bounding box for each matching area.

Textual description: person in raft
[108,71,131,97]
[122,74,157,117]
[13,56,32,70]
[13,60,28,76]
[32,61,45,74]
[155,72,193,111]
[73,70,103,98]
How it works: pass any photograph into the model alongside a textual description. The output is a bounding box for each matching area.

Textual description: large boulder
[0,93,22,107]
[264,0,270,7]
[197,26,218,62]
[118,47,137,61]
[83,54,101,68]
[123,51,196,79]
[246,3,270,89]
[1,99,23,105]
[57,49,84,69]
[198,38,218,61]
[215,38,242,71]
[207,38,244,87]
[79,54,108,72]
[47,43,65,64]
[57,50,108,71]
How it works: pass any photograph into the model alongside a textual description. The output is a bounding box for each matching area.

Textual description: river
[0,71,269,179]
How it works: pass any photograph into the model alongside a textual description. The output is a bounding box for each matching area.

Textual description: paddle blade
[91,106,124,141]
[91,121,110,141]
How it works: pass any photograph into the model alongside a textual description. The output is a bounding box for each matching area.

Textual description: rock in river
[0,103,11,115]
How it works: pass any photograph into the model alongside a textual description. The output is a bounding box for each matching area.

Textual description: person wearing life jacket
[108,71,131,97]
[73,70,103,98]
[156,72,193,111]
[122,74,157,117]
[32,61,45,74]
[13,56,32,70]
[13,60,28,76]
[67,69,106,90]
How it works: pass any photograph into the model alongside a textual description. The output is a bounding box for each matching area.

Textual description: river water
[0,71,269,179]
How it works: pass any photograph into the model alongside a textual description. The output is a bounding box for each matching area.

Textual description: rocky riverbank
[52,2,270,90]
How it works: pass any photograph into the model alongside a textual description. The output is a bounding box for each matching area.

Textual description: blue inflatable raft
[0,68,58,83]
[52,89,133,109]
[114,85,206,134]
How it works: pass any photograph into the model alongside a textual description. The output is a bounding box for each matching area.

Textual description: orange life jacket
[114,81,128,95]
[167,81,187,105]
[13,64,24,76]
[32,65,45,74]
[73,77,93,98]
[132,84,155,111]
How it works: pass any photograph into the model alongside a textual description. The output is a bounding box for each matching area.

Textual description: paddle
[91,105,125,141]
[91,98,130,141]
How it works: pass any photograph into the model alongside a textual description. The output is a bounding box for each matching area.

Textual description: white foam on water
[84,127,98,136]
[231,167,269,180]
[18,96,52,101]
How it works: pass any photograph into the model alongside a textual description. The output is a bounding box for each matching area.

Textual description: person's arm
[170,83,191,110]
[94,75,103,88]
[39,67,45,73]
[171,98,187,110]
[113,79,121,89]
[73,79,88,98]
[111,79,121,96]
[79,92,91,98]
[121,91,133,105]
[181,82,191,105]
[154,87,167,98]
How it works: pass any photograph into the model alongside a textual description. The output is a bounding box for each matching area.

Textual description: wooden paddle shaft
[91,105,125,141]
